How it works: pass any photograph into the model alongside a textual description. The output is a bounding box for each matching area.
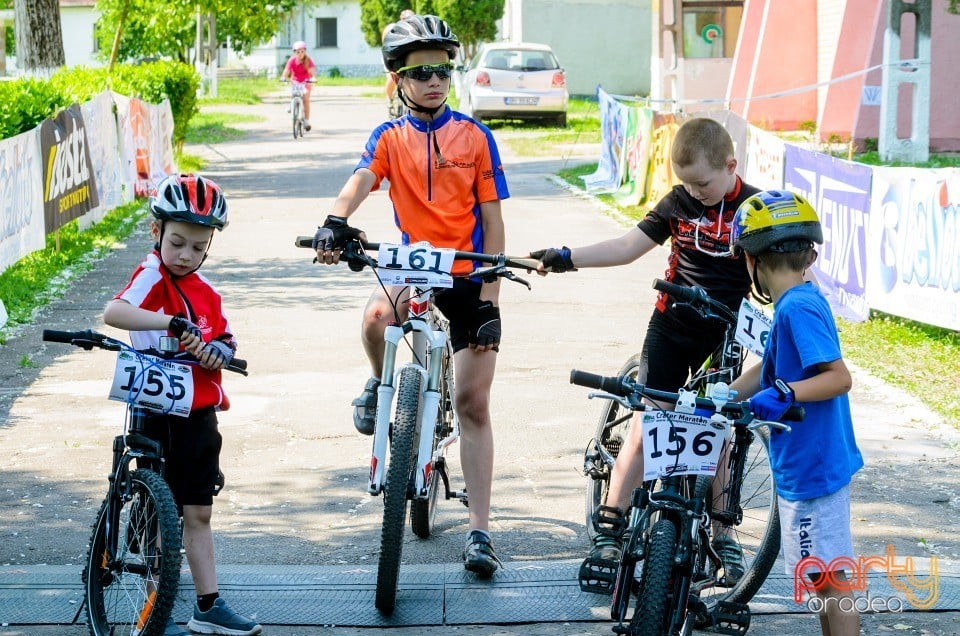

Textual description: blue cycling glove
[200,339,235,368]
[750,380,795,421]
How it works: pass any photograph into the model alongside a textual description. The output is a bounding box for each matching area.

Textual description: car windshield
[482,49,558,72]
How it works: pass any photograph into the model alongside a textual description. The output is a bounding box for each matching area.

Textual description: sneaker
[589,532,623,562]
[163,617,190,636]
[351,377,379,435]
[186,598,262,635]
[713,535,745,587]
[303,119,311,131]
[463,530,502,578]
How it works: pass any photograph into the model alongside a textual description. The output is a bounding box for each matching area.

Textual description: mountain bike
[388,92,407,119]
[284,79,314,139]
[42,328,247,636]
[296,237,537,614]
[571,369,801,635]
[581,278,780,618]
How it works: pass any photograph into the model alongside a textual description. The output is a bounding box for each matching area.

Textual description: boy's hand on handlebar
[169,315,203,353]
[313,215,365,264]
[469,300,501,351]
[529,246,576,274]
[197,339,234,370]
[750,384,795,421]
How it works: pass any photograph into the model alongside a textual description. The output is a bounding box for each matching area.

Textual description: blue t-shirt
[761,282,863,501]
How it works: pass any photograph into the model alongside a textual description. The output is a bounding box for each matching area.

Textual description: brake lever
[502,270,531,290]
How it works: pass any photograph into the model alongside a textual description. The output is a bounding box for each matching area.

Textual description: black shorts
[432,278,495,353]
[142,407,222,508]
[637,310,727,391]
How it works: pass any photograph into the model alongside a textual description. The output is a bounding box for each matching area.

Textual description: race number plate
[376,243,455,288]
[641,410,729,480]
[736,299,773,358]
[108,351,194,417]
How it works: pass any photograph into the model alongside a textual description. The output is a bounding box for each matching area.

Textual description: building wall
[58,6,101,69]
[504,0,651,97]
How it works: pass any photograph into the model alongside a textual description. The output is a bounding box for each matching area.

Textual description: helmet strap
[750,257,773,305]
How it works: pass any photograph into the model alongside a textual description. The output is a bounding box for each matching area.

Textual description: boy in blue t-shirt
[730,190,863,636]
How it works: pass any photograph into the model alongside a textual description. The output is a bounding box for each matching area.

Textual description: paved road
[1,86,958,634]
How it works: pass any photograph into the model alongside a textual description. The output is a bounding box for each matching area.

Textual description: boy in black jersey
[530,117,760,591]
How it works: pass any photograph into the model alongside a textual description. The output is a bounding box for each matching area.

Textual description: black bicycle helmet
[382,14,460,72]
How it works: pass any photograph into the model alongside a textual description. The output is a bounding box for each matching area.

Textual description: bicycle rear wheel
[410,349,453,538]
[585,353,642,539]
[375,366,421,614]
[84,468,182,636]
[701,425,780,610]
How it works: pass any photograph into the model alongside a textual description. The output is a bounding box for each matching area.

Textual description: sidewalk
[0,85,957,635]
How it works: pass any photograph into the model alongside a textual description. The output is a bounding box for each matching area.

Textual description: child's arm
[103,299,204,355]
[531,227,658,273]
[749,358,852,420]
[729,362,762,398]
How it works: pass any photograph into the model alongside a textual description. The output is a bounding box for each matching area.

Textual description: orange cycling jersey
[357,107,510,274]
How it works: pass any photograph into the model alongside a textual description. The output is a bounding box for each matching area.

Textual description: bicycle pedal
[705,600,750,635]
[578,556,617,594]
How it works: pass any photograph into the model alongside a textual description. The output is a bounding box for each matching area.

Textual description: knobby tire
[375,367,421,614]
[292,99,302,139]
[629,518,679,636]
[83,468,182,636]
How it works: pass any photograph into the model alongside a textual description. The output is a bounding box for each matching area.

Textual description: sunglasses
[397,63,454,81]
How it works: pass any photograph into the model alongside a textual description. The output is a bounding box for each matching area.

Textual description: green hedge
[0,60,199,149]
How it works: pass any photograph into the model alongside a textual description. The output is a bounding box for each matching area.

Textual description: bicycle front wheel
[84,468,182,636]
[585,353,642,539]
[701,425,780,611]
[629,517,679,636]
[375,366,422,614]
[292,99,302,138]
[411,347,453,539]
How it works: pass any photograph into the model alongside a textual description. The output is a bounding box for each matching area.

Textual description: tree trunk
[14,0,66,74]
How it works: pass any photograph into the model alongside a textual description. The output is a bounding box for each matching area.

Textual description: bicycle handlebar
[569,368,804,423]
[652,278,738,325]
[43,329,249,375]
[295,237,540,280]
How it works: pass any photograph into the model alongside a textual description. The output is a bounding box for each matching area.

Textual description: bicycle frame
[368,284,457,499]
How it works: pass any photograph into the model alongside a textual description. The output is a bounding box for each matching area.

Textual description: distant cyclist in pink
[281,41,317,130]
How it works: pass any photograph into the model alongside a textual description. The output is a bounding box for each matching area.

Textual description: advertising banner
[39,104,101,233]
[784,145,872,322]
[582,87,628,193]
[79,91,130,229]
[867,167,960,330]
[744,126,786,192]
[0,129,45,274]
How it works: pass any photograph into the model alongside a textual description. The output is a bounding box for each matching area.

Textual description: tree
[94,0,304,64]
[14,0,66,73]
[359,0,503,62]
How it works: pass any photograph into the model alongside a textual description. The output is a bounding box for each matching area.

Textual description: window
[681,1,743,59]
[316,18,337,48]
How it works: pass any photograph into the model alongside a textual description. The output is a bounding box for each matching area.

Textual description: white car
[456,42,569,127]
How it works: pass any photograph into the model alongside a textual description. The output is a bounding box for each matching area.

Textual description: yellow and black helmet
[732,190,822,255]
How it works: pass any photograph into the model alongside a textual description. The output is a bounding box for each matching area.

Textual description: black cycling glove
[168,315,202,340]
[530,246,576,272]
[470,300,501,349]
[312,215,363,251]
[201,339,235,367]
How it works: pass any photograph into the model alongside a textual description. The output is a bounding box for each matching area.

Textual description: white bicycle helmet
[150,173,228,231]
[292,41,307,51]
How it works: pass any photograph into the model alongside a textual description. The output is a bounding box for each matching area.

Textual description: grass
[0,201,146,341]
[184,111,264,144]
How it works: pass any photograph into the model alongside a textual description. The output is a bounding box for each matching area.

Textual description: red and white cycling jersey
[114,251,234,411]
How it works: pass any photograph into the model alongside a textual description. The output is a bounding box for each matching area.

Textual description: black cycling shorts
[433,278,496,353]
[142,407,222,508]
[638,310,727,391]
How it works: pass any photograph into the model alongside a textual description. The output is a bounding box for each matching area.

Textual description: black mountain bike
[43,328,246,636]
[571,369,801,635]
[581,279,781,620]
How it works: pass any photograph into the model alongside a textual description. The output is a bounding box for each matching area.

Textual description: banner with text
[39,104,101,233]
[0,129,45,273]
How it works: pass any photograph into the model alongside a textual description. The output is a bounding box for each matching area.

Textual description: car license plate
[504,97,539,105]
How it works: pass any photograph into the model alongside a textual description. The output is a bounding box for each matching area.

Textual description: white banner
[744,126,785,192]
[867,167,960,331]
[0,128,46,274]
[79,91,132,229]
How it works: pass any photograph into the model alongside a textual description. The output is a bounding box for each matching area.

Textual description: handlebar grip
[229,357,247,371]
[782,404,804,421]
[295,236,313,248]
[43,329,100,343]
[569,370,631,396]
[652,278,704,304]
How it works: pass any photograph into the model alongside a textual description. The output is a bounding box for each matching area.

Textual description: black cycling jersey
[637,176,760,319]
